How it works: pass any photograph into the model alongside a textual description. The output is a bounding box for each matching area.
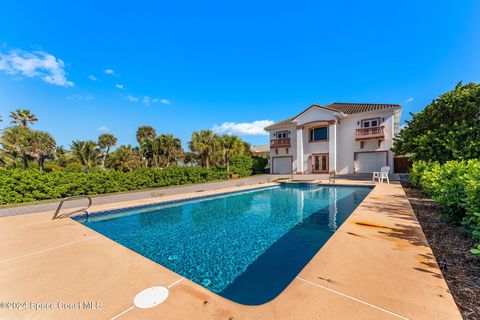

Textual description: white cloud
[104,69,114,75]
[66,94,94,101]
[212,120,274,136]
[115,83,124,89]
[405,97,414,103]
[142,96,156,106]
[126,95,170,106]
[126,95,139,102]
[87,74,97,81]
[0,48,74,87]
[97,126,109,132]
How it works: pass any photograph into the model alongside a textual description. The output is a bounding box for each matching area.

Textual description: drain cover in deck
[133,286,169,308]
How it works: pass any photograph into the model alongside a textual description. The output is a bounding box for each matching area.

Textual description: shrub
[229,155,253,177]
[252,156,268,174]
[64,163,85,173]
[0,166,231,205]
[409,159,480,254]
[43,162,64,172]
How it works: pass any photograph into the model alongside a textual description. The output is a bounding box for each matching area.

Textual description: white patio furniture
[372,166,390,184]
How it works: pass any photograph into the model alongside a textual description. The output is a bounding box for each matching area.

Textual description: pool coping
[0,179,463,320]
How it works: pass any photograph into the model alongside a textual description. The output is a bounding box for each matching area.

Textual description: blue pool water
[78,184,371,305]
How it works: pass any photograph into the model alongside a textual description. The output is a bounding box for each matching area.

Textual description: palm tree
[9,109,38,127]
[28,131,56,172]
[97,133,118,168]
[0,149,14,168]
[0,126,31,169]
[70,140,100,168]
[154,134,183,167]
[105,145,143,172]
[136,126,156,166]
[219,135,246,175]
[189,130,220,168]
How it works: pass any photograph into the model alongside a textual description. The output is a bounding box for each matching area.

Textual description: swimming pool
[76,184,371,305]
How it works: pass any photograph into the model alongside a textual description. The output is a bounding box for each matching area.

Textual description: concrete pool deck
[0,180,462,319]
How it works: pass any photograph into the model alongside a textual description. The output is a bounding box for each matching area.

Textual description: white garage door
[355,152,387,173]
[272,157,292,174]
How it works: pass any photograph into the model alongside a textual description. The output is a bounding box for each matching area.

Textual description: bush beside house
[409,160,480,254]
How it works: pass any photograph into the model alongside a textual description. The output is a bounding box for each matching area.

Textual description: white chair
[372,166,390,184]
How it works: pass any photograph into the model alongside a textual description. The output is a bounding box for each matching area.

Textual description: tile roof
[325,102,401,115]
[264,102,401,130]
[264,117,295,130]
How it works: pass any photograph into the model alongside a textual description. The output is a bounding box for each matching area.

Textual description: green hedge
[409,160,480,254]
[229,155,253,177]
[0,166,228,205]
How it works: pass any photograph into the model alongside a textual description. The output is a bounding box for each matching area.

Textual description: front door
[312,153,329,173]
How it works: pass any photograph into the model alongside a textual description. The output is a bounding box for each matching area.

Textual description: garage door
[272,157,292,174]
[355,152,387,173]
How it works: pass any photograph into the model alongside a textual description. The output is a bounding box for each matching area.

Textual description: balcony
[355,126,385,140]
[270,138,291,148]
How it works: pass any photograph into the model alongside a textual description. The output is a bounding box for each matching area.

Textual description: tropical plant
[0,149,14,167]
[136,125,156,166]
[182,152,198,166]
[9,109,38,127]
[136,125,157,143]
[0,126,31,169]
[218,134,246,175]
[189,130,220,168]
[70,140,100,168]
[153,134,183,167]
[394,82,480,162]
[97,133,118,168]
[105,145,144,172]
[28,130,56,172]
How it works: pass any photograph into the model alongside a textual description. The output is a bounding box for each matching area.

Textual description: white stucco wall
[336,110,396,174]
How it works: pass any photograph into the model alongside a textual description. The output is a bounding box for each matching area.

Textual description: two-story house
[265,102,402,174]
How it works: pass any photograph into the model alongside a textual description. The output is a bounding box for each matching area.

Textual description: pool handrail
[52,195,92,220]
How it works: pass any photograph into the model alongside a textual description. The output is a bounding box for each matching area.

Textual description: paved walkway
[0,175,291,217]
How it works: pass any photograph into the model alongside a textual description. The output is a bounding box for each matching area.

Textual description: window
[309,127,328,142]
[276,131,288,138]
[361,118,380,128]
[360,141,365,149]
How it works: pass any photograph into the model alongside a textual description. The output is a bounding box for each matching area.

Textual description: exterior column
[296,127,303,174]
[328,122,337,173]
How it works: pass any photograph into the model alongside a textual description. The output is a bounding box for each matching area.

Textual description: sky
[0,1,479,149]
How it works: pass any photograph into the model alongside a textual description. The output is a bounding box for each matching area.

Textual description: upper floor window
[309,127,328,142]
[275,131,288,138]
[361,118,380,128]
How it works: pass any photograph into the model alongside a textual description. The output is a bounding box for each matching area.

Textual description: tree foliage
[98,133,118,168]
[393,82,480,162]
[9,109,38,127]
